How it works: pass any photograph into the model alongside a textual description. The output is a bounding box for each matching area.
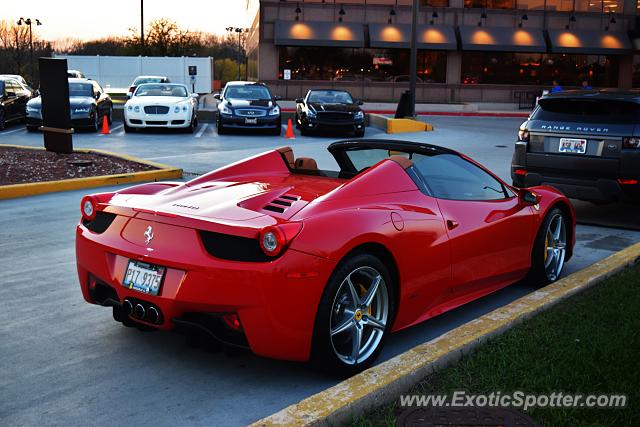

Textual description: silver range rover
[511,90,640,204]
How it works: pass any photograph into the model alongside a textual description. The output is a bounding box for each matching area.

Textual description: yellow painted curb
[0,145,182,200]
[367,113,434,134]
[252,242,640,427]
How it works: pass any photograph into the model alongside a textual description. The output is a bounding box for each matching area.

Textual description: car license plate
[559,138,587,154]
[122,260,165,296]
[245,117,258,125]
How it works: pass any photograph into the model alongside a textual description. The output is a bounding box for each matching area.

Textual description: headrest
[277,146,295,168]
[295,157,319,170]
[388,155,413,169]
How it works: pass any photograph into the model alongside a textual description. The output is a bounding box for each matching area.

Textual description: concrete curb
[251,242,640,427]
[0,145,183,200]
[368,113,434,134]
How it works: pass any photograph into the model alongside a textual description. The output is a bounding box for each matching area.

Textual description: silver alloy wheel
[329,266,389,365]
[544,213,567,281]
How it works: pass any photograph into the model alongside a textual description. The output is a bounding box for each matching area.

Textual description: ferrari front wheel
[527,207,568,286]
[312,254,394,375]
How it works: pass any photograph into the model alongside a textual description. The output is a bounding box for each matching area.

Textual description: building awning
[547,30,633,55]
[369,24,457,50]
[459,26,547,52]
[274,20,365,48]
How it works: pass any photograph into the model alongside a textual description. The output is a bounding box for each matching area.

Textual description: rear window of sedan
[533,98,640,124]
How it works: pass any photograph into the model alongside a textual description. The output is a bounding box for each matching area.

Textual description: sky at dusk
[3,1,251,42]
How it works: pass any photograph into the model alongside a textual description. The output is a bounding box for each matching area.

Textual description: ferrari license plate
[122,260,165,296]
[244,117,258,125]
[559,138,587,154]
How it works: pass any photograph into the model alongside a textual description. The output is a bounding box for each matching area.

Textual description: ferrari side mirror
[521,190,539,206]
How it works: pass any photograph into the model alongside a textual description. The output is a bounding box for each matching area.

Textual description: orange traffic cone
[101,115,110,135]
[285,118,295,139]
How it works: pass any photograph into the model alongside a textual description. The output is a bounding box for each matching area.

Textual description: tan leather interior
[295,157,319,170]
[388,155,413,169]
[277,146,295,168]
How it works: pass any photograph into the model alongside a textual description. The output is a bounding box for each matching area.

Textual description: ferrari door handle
[446,219,459,230]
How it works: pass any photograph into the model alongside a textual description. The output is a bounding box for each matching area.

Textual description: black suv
[215,81,281,135]
[512,90,640,203]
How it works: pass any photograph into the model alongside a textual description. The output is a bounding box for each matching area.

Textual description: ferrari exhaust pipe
[134,303,145,319]
[123,299,133,316]
[147,306,160,324]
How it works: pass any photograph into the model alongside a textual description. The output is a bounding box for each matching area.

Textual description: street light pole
[409,0,419,117]
[226,27,246,81]
[17,17,42,84]
[140,0,145,52]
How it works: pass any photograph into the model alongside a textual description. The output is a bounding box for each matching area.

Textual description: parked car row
[214,81,366,137]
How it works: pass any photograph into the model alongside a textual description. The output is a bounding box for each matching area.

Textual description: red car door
[412,152,534,298]
[436,197,534,297]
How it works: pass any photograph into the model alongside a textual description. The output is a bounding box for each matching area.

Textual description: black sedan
[26,78,113,132]
[512,90,640,203]
[0,76,35,130]
[215,82,281,135]
[295,89,365,137]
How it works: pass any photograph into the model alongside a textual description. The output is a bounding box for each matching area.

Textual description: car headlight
[133,106,140,113]
[623,137,640,148]
[354,111,364,120]
[269,106,280,115]
[307,108,316,118]
[220,104,232,115]
[74,106,91,114]
[26,105,39,113]
[174,104,189,114]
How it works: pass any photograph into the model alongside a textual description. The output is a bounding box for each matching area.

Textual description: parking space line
[1,128,27,136]
[194,123,209,138]
[110,124,124,133]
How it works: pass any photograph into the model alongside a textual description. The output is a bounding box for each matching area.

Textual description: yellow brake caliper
[359,283,372,315]
[544,234,549,262]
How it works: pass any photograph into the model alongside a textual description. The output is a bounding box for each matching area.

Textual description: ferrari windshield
[135,84,187,97]
[308,90,353,104]
[224,85,272,100]
[68,83,93,97]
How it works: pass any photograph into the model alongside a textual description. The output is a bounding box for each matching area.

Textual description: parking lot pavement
[0,121,387,175]
[2,117,640,425]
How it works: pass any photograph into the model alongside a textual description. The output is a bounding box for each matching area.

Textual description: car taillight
[80,192,114,221]
[618,178,638,185]
[258,223,303,257]
[518,128,529,142]
[623,137,640,148]
[80,196,97,221]
[514,168,527,176]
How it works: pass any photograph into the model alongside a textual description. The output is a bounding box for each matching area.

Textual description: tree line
[0,18,247,86]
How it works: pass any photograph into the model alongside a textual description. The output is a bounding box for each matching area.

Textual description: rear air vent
[199,231,270,262]
[82,212,117,234]
[263,194,300,214]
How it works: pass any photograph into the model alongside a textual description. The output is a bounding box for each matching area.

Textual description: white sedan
[124,83,198,132]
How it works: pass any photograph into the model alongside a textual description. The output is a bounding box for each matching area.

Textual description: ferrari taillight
[258,223,303,257]
[80,192,115,221]
[81,196,97,221]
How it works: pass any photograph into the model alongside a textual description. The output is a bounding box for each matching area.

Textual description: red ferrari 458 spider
[76,139,575,374]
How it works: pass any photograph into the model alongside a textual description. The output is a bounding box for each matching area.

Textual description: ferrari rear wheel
[312,253,394,375]
[527,207,567,286]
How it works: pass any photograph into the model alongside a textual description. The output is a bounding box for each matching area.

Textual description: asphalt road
[1,118,639,426]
